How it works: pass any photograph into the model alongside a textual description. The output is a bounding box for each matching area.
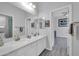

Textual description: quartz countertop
[0,35,47,56]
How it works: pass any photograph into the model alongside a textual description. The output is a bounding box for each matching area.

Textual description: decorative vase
[14,35,20,41]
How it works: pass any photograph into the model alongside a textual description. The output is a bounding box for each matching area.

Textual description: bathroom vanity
[0,14,48,56]
[0,35,47,56]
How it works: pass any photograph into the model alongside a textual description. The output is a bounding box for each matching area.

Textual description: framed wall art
[45,20,50,27]
[58,18,67,27]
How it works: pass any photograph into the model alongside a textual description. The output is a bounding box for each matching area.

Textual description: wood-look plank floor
[40,37,68,56]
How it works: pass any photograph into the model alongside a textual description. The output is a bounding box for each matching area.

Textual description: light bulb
[29,3,33,6]
[32,5,36,8]
[42,17,45,19]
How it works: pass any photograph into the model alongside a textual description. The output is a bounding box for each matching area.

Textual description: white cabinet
[17,42,37,56]
[36,37,46,55]
[6,37,46,56]
[7,42,37,56]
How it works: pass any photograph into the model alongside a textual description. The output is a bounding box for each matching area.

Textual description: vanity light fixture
[10,2,36,15]
[21,2,36,9]
[29,3,36,8]
[42,17,45,20]
[32,5,36,8]
[29,3,33,6]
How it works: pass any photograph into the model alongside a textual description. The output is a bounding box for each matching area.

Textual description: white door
[72,23,79,56]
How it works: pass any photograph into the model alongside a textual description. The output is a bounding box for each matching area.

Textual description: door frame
[51,4,72,56]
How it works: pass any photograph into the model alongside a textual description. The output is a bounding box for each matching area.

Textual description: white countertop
[0,35,46,56]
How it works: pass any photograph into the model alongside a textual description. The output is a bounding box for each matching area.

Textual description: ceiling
[9,2,39,15]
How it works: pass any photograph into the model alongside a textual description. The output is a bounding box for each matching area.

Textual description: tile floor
[40,37,68,56]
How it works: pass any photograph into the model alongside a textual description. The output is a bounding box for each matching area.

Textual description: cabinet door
[7,42,37,56]
[36,38,46,55]
[17,42,37,56]
[6,51,18,56]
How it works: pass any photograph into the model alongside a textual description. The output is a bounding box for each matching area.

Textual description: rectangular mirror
[0,14,12,38]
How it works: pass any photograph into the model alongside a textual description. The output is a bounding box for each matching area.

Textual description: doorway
[51,4,72,56]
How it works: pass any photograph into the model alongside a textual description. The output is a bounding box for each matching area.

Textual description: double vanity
[0,14,48,56]
[0,35,47,56]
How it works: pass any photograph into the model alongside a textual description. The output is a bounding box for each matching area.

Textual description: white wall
[38,2,72,50]
[0,2,33,37]
[52,7,70,38]
[37,2,79,55]
[69,2,79,56]
[72,2,79,22]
